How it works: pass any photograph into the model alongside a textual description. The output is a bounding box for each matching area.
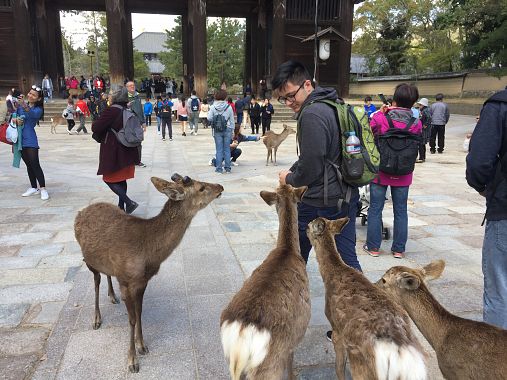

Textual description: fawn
[262,124,295,166]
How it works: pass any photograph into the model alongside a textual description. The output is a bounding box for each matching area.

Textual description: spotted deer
[307,217,427,380]
[74,174,223,373]
[378,260,507,380]
[220,184,310,380]
[262,124,295,166]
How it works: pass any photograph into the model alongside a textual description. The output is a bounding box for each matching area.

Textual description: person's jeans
[161,118,172,139]
[430,124,445,153]
[76,115,87,133]
[236,112,243,126]
[145,115,152,126]
[189,111,199,133]
[156,116,161,132]
[298,194,362,271]
[213,130,232,172]
[366,183,409,253]
[482,219,507,329]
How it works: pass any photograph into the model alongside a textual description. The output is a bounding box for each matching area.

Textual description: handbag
[0,122,13,145]
[6,122,18,143]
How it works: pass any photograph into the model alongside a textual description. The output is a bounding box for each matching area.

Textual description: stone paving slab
[0,115,488,379]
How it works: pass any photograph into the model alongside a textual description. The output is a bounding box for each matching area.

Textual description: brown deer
[220,184,310,380]
[307,217,427,380]
[74,174,223,373]
[377,260,507,380]
[262,124,295,166]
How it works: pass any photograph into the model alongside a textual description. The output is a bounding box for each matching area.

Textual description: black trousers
[145,115,152,126]
[21,147,46,188]
[161,118,172,139]
[67,119,75,131]
[418,142,426,160]
[430,124,445,152]
[261,117,271,135]
[251,117,260,134]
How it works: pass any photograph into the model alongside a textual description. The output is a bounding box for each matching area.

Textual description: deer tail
[220,320,271,380]
[374,340,427,380]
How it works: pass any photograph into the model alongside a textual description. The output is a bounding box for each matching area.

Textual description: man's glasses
[31,85,41,91]
[278,82,305,105]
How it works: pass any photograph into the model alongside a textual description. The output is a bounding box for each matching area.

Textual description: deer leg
[86,264,102,330]
[134,283,149,355]
[287,351,295,380]
[107,276,120,304]
[274,147,278,166]
[266,149,270,166]
[122,285,139,373]
[332,332,347,380]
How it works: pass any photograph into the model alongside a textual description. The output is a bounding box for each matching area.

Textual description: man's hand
[279,170,291,185]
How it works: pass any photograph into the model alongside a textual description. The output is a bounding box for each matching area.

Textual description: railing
[286,0,341,22]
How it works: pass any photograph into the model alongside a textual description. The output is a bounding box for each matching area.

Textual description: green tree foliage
[159,16,183,79]
[206,18,245,89]
[133,50,150,81]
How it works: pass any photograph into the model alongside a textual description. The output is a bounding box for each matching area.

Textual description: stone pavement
[0,114,483,380]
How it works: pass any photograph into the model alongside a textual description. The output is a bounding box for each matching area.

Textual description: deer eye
[381,278,386,284]
[199,186,205,192]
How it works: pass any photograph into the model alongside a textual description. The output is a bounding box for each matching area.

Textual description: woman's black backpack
[377,114,421,175]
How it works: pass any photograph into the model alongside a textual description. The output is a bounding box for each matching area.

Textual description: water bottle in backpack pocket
[377,114,421,175]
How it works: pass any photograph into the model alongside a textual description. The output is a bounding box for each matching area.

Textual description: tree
[159,16,183,78]
[133,50,150,81]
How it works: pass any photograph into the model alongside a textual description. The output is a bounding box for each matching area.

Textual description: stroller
[356,185,390,240]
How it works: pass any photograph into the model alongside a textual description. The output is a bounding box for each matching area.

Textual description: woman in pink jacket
[364,83,422,259]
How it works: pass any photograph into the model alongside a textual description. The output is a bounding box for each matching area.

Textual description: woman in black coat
[248,96,261,134]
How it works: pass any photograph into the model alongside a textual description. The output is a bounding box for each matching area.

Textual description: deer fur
[262,124,295,166]
[377,260,507,380]
[220,185,310,380]
[74,174,223,373]
[307,217,427,380]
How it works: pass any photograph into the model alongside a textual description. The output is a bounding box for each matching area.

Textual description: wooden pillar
[257,4,267,98]
[337,0,353,97]
[36,1,60,86]
[181,12,190,95]
[124,10,134,81]
[244,17,252,94]
[53,10,65,82]
[271,0,286,78]
[12,0,35,93]
[188,0,207,98]
[105,0,129,90]
[249,17,259,97]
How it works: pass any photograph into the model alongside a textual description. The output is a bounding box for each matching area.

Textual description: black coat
[466,90,507,221]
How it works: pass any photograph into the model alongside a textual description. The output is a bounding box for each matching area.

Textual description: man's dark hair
[364,96,372,102]
[393,83,419,109]
[272,60,311,91]
[191,90,197,95]
[436,93,444,101]
[214,89,227,101]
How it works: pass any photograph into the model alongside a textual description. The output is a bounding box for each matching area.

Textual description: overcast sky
[60,12,177,48]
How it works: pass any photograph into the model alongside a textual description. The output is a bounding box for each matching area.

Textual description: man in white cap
[416,97,432,163]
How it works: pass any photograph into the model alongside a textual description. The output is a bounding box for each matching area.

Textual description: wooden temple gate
[0,0,359,97]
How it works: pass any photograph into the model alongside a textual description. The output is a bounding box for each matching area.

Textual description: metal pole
[313,0,319,85]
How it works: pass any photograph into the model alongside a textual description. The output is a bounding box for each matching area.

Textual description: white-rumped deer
[220,184,310,380]
[377,260,507,380]
[262,124,295,166]
[74,174,223,373]
[307,217,427,380]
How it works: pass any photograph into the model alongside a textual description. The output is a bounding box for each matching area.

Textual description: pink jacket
[370,108,422,187]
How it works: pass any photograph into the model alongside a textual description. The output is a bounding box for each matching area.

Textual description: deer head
[306,217,349,246]
[260,184,307,210]
[151,174,224,210]
[283,124,296,135]
[376,260,445,296]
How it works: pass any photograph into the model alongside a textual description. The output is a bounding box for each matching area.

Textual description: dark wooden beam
[336,0,352,96]
[189,0,207,97]
[244,17,252,94]
[13,0,35,93]
[249,16,259,96]
[105,0,129,89]
[271,0,285,78]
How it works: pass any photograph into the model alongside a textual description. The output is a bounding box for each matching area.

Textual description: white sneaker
[190,130,195,135]
[208,158,214,166]
[40,189,49,200]
[157,131,161,135]
[194,132,198,135]
[22,188,40,197]
[232,161,239,166]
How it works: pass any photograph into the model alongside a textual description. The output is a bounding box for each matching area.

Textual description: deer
[74,174,223,373]
[307,216,427,380]
[377,260,507,380]
[220,184,310,380]
[262,124,295,166]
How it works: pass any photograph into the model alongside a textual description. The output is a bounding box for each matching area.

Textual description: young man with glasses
[273,61,362,341]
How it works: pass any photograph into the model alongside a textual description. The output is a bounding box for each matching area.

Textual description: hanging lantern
[319,38,331,60]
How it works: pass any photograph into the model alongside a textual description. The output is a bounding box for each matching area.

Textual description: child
[64,98,75,135]
[144,98,153,126]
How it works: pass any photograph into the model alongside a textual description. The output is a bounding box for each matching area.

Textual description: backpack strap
[385,112,416,131]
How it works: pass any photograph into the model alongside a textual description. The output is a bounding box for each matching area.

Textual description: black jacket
[466,90,507,221]
[286,87,358,207]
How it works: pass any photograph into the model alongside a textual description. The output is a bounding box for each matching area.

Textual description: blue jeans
[156,116,161,132]
[189,111,199,132]
[213,130,232,172]
[236,112,243,125]
[366,183,409,253]
[298,194,362,271]
[482,219,507,329]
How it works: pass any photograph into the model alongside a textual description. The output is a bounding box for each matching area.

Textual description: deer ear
[293,186,307,201]
[328,217,349,235]
[397,272,421,291]
[151,177,171,192]
[164,183,185,201]
[260,191,277,206]
[422,260,445,281]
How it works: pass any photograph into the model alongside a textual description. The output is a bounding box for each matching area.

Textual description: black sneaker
[137,162,147,168]
[126,201,138,215]
[326,330,332,342]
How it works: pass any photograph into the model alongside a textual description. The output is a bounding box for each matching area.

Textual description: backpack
[191,97,199,112]
[160,103,172,118]
[110,105,144,147]
[313,99,380,187]
[377,113,421,176]
[211,105,230,132]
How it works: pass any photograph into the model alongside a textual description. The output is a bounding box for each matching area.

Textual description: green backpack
[317,99,380,187]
